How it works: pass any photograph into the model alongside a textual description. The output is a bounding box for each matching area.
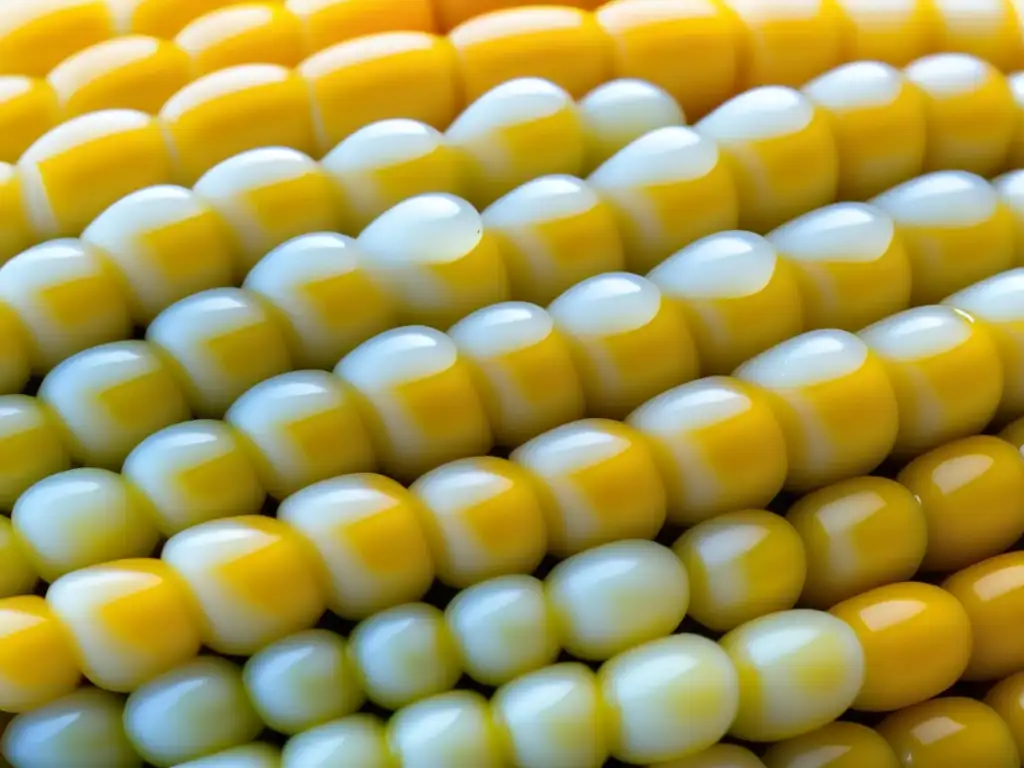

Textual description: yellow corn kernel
[649,231,804,375]
[277,473,434,619]
[859,305,1003,459]
[511,419,666,556]
[299,32,461,156]
[159,64,315,186]
[450,6,612,102]
[47,35,193,117]
[39,340,191,470]
[628,377,788,525]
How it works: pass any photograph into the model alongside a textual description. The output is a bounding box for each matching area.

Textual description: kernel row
[2,7,1023,269]
[2,607,867,767]
[4,45,1024,393]
[6,0,1024,148]
[3,148,1024,522]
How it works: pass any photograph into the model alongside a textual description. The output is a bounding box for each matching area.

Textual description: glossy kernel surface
[411,456,547,588]
[898,435,1024,573]
[762,720,900,768]
[719,609,865,743]
[673,509,806,633]
[735,329,899,492]
[511,418,666,557]
[628,376,787,525]
[829,581,972,712]
[786,476,927,609]
[877,697,1020,768]
[943,552,1024,682]
[160,516,326,656]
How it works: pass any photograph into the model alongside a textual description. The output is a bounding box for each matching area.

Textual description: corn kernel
[242,232,397,370]
[1,688,138,768]
[194,147,343,279]
[146,287,292,419]
[18,109,173,239]
[600,634,739,764]
[548,539,689,661]
[450,7,611,102]
[595,0,737,121]
[348,602,461,710]
[905,53,1015,177]
[649,231,804,374]
[112,0,239,37]
[0,76,59,164]
[696,87,838,234]
[787,476,927,609]
[995,170,1024,262]
[433,0,602,31]
[944,268,1024,423]
[123,419,265,537]
[0,1,113,79]
[446,78,585,209]
[588,126,738,274]
[321,119,465,236]
[356,194,508,329]
[39,340,190,469]
[46,559,200,694]
[161,516,325,656]
[82,184,236,325]
[829,582,972,712]
[277,473,434,620]
[493,662,607,768]
[511,419,666,557]
[243,629,364,735]
[871,171,1015,305]
[549,273,699,419]
[0,596,79,713]
[578,79,686,173]
[299,32,460,156]
[448,302,586,446]
[47,35,192,117]
[931,0,1023,72]
[286,0,437,54]
[627,377,788,525]
[834,0,931,67]
[767,202,912,332]
[735,329,899,491]
[482,176,624,306]
[175,3,305,73]
[762,721,901,768]
[859,305,1003,459]
[721,609,864,742]
[803,61,927,200]
[986,672,1024,760]
[900,435,1024,573]
[674,510,806,633]
[877,698,1019,768]
[411,457,546,588]
[656,745,767,768]
[728,0,844,91]
[389,690,504,767]
[944,552,1024,682]
[13,468,158,583]
[445,574,559,687]
[282,714,391,768]
[0,239,131,375]
[159,64,315,186]
[336,326,493,481]
[226,369,376,501]
[0,395,69,512]
[0,303,28,396]
[123,656,262,767]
